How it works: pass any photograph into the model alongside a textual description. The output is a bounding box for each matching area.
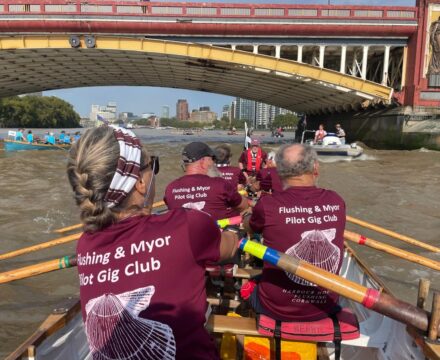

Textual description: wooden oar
[239,238,440,335]
[53,200,167,234]
[0,233,82,261]
[0,215,240,261]
[346,215,440,253]
[0,255,77,284]
[344,230,440,272]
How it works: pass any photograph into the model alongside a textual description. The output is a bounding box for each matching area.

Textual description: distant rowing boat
[3,139,70,152]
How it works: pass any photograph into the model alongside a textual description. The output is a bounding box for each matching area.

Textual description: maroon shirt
[164,174,243,221]
[249,186,346,321]
[256,167,283,193]
[217,165,245,187]
[77,209,221,360]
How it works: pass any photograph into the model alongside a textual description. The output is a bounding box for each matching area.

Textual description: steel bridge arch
[0,35,392,114]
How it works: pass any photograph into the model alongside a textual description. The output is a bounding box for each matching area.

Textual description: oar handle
[217,216,242,228]
[238,239,436,334]
[0,255,77,284]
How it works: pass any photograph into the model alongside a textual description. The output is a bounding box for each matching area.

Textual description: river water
[0,128,439,357]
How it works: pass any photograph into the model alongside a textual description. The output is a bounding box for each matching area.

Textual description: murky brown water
[0,128,439,357]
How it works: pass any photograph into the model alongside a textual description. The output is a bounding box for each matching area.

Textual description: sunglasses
[140,156,160,175]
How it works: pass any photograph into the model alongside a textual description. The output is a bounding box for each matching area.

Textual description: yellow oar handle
[0,255,77,284]
[344,230,440,272]
[346,215,440,253]
[54,200,167,233]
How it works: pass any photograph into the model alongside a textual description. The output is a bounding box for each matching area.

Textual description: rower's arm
[219,231,239,261]
[235,196,250,213]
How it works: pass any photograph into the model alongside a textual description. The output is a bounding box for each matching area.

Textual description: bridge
[1,0,437,115]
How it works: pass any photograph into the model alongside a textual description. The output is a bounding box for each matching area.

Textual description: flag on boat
[244,122,252,149]
[97,114,109,124]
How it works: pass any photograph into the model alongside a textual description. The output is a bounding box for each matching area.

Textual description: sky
[45,0,416,118]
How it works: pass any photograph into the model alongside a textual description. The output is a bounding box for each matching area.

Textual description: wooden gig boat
[6,245,440,360]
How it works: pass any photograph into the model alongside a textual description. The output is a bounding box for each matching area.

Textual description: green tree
[272,113,299,130]
[0,95,80,128]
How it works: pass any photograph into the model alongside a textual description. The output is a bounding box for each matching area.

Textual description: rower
[252,151,283,195]
[67,126,239,359]
[164,141,249,221]
[214,144,245,190]
[243,143,346,323]
[26,130,33,143]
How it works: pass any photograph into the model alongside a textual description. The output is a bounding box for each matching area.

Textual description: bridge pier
[307,106,440,151]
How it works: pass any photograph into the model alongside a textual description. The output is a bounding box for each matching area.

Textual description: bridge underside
[0,36,392,114]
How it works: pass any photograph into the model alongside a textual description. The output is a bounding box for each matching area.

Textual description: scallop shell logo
[182,201,206,211]
[285,229,341,287]
[85,286,176,359]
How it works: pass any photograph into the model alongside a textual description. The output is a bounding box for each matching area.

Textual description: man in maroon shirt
[244,143,346,321]
[253,151,283,195]
[214,144,245,190]
[164,141,249,220]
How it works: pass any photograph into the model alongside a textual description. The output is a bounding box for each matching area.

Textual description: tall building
[234,97,256,125]
[176,99,189,121]
[221,105,231,122]
[235,97,292,128]
[161,105,170,119]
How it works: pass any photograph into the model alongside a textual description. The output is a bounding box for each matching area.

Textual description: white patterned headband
[104,126,142,208]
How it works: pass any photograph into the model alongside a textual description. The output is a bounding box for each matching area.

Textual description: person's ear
[135,174,146,194]
[313,161,319,176]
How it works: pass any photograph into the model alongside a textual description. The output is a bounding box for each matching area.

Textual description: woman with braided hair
[67,126,238,360]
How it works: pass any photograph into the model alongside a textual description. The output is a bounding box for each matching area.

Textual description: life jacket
[316,130,326,141]
[246,148,263,172]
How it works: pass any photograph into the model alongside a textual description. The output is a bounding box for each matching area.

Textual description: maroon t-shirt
[238,149,267,174]
[77,209,221,360]
[216,165,245,187]
[256,168,283,193]
[249,186,346,321]
[164,174,243,221]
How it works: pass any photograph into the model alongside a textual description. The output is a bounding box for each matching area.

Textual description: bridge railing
[0,1,418,21]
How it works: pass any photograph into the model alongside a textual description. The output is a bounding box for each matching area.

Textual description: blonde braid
[67,127,121,232]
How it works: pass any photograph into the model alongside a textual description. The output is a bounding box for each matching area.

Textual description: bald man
[244,144,346,322]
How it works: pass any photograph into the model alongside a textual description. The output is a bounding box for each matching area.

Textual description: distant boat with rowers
[301,130,363,158]
[3,139,70,152]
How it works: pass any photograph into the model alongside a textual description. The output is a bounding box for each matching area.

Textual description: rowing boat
[3,139,70,151]
[7,244,437,360]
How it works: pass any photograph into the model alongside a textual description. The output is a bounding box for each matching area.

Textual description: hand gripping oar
[0,255,77,284]
[239,238,440,335]
[344,230,440,272]
[53,200,167,234]
[0,216,242,261]
[346,215,440,253]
